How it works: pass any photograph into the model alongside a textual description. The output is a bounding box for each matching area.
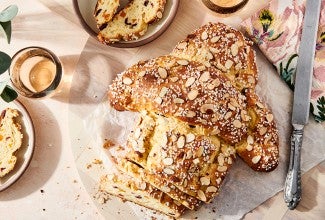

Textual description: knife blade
[284,0,322,210]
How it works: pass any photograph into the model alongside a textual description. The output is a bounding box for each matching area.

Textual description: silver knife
[284,0,322,210]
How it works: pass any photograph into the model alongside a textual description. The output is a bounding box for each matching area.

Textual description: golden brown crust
[123,113,236,203]
[171,22,257,92]
[109,55,249,145]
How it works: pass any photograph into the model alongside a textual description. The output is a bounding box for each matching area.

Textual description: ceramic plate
[73,0,179,48]
[0,99,35,192]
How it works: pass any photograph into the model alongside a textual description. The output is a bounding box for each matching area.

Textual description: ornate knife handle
[284,125,303,210]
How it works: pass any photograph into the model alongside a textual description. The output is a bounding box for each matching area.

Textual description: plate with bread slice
[73,0,179,47]
[0,99,35,192]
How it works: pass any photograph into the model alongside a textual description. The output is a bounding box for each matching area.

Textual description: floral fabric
[241,0,325,123]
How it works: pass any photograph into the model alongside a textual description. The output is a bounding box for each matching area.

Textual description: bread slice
[97,0,166,44]
[0,108,23,177]
[116,158,202,210]
[94,0,119,30]
[99,172,186,218]
[124,112,236,203]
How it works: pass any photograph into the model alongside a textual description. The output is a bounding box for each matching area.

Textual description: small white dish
[0,99,35,192]
[73,0,180,48]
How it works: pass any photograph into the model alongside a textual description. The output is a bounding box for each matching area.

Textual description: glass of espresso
[9,47,62,98]
[202,0,249,14]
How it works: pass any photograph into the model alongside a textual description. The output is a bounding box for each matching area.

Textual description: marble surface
[1,0,324,219]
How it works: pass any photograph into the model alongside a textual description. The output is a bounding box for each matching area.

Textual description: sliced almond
[259,126,267,136]
[199,71,211,82]
[227,157,233,165]
[193,158,200,164]
[246,144,253,151]
[200,176,211,186]
[225,60,234,70]
[174,98,185,104]
[161,186,171,193]
[185,77,196,87]
[200,103,214,114]
[188,89,199,100]
[228,103,236,111]
[201,31,208,40]
[217,154,225,166]
[122,77,133,85]
[170,77,178,82]
[155,96,163,104]
[210,36,220,43]
[209,47,219,54]
[231,44,239,56]
[252,155,261,164]
[177,135,185,148]
[206,186,218,193]
[266,114,274,123]
[256,102,264,109]
[138,71,146,77]
[158,67,168,79]
[186,110,196,118]
[206,52,214,60]
[197,65,206,71]
[247,135,254,145]
[226,33,235,38]
[186,133,195,143]
[163,158,174,166]
[197,190,207,202]
[177,59,189,66]
[217,165,228,172]
[233,119,242,128]
[159,87,168,97]
[163,168,175,175]
[224,111,232,120]
[196,146,204,158]
[248,76,256,84]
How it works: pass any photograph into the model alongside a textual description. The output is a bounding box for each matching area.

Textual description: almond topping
[197,190,207,201]
[266,114,274,123]
[186,151,193,159]
[225,60,234,70]
[233,120,242,128]
[210,36,220,43]
[217,165,227,172]
[246,144,253,151]
[206,52,214,60]
[200,176,211,186]
[209,47,219,54]
[248,76,256,84]
[163,158,173,166]
[177,59,189,66]
[217,154,225,166]
[193,158,200,164]
[155,96,163,104]
[256,102,264,109]
[185,77,196,87]
[170,76,178,82]
[227,157,233,164]
[201,31,208,40]
[259,126,267,136]
[186,110,196,118]
[159,87,168,97]
[174,98,184,104]
[199,71,210,82]
[138,71,146,77]
[206,186,218,193]
[161,186,171,193]
[196,146,204,157]
[163,168,175,175]
[247,135,254,144]
[188,89,199,100]
[252,155,261,164]
[122,77,133,85]
[231,44,239,56]
[224,111,232,120]
[158,67,167,79]
[200,103,214,114]
[197,65,206,71]
[177,135,185,148]
[186,133,195,143]
[228,103,236,111]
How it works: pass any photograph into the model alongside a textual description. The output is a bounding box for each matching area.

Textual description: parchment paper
[79,47,325,220]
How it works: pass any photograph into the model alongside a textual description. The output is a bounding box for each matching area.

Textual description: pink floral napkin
[241,0,325,123]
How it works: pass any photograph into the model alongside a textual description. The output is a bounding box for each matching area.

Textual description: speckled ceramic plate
[73,0,179,48]
[0,99,35,192]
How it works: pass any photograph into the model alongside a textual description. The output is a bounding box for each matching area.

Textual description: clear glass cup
[202,0,249,14]
[9,46,62,98]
